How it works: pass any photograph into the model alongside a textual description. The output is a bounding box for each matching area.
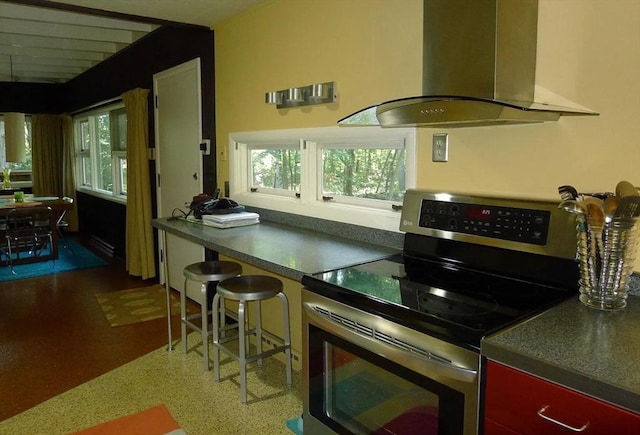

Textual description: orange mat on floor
[71,404,181,434]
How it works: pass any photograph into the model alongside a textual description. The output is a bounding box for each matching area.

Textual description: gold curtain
[31,114,78,231]
[31,114,64,197]
[122,88,156,279]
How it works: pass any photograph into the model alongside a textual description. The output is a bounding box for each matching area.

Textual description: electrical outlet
[432,133,449,162]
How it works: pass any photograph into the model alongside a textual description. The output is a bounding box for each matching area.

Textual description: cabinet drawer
[485,361,640,434]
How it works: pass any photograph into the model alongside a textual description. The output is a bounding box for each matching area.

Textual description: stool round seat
[183,261,242,282]
[216,275,283,301]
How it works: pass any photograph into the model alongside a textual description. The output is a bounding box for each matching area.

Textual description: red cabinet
[484,361,640,434]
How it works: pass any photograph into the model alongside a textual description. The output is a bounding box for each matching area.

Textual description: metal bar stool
[182,260,242,371]
[212,275,292,404]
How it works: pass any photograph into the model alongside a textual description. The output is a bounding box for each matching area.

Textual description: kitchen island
[482,294,640,422]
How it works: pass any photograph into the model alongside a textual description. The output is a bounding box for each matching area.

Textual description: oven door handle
[304,303,478,384]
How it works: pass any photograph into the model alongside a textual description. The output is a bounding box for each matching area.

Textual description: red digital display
[466,206,491,220]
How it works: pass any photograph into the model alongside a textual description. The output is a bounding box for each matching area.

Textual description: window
[315,138,406,208]
[249,141,301,197]
[74,104,127,201]
[230,127,416,232]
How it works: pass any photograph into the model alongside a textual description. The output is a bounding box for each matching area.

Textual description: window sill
[3,181,32,189]
[233,191,403,233]
[77,187,127,205]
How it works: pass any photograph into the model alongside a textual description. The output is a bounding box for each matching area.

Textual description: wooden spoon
[584,197,605,228]
[615,180,639,197]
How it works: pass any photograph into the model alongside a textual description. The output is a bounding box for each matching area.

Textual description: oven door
[303,289,480,435]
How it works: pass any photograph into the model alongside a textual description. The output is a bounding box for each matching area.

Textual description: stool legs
[182,278,210,371]
[238,300,248,403]
[181,278,189,354]
[212,287,292,404]
[255,301,263,366]
[212,293,221,382]
[277,292,293,386]
[200,281,209,371]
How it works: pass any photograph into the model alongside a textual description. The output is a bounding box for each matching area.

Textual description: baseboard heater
[89,235,115,257]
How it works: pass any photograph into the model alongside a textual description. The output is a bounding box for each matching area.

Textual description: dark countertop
[482,294,640,414]
[152,217,400,281]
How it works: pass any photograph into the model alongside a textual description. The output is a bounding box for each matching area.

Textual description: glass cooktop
[306,253,573,350]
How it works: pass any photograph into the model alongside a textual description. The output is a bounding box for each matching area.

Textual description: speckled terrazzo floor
[0,332,302,434]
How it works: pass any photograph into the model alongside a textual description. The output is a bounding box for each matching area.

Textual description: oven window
[308,325,464,434]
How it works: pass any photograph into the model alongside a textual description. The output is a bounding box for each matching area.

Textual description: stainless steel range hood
[339,0,598,128]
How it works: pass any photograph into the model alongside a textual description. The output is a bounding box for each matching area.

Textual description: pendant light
[5,112,26,163]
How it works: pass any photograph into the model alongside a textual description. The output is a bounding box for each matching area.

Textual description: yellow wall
[214,0,422,170]
[214,0,640,269]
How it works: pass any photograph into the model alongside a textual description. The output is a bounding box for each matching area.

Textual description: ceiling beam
[0,32,119,53]
[0,1,157,30]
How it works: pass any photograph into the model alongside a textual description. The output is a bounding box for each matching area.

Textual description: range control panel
[418,199,551,245]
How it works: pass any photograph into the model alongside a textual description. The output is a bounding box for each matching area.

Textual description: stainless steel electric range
[301,189,580,435]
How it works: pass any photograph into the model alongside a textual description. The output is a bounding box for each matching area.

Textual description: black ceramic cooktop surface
[303,253,574,350]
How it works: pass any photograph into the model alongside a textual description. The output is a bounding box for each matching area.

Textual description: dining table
[0,195,74,264]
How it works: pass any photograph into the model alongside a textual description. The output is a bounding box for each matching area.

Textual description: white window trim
[229,126,416,233]
[309,137,407,210]
[73,103,127,205]
[246,139,300,197]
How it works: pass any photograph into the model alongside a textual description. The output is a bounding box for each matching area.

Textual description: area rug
[0,239,107,282]
[286,416,304,434]
[95,284,183,327]
[71,404,183,435]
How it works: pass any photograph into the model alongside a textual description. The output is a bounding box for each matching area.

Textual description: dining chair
[2,206,54,274]
[56,197,74,253]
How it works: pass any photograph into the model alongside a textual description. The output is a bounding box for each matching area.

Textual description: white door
[154,58,204,299]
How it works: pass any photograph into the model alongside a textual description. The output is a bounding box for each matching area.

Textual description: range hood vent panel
[340,0,598,128]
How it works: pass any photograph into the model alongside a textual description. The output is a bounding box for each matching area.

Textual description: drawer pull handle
[537,405,589,432]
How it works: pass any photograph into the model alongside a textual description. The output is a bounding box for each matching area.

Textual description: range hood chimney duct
[339,0,598,128]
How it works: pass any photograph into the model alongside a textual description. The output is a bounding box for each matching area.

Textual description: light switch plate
[200,139,211,155]
[432,133,449,162]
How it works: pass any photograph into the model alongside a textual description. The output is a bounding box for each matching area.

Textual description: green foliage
[250,145,406,201]
[322,148,405,201]
[97,114,113,191]
[251,149,301,190]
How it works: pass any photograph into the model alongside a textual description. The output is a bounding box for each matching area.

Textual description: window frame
[247,140,301,198]
[73,103,127,204]
[311,137,408,210]
[229,126,416,232]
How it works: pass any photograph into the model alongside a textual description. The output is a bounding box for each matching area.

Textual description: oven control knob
[448,218,458,230]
